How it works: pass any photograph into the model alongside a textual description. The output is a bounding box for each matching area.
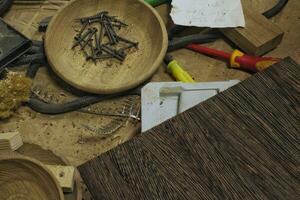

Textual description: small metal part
[78,21,88,37]
[101,45,125,61]
[88,40,96,63]
[103,21,117,44]
[107,16,128,27]
[82,117,126,136]
[80,95,140,135]
[94,28,100,50]
[99,25,104,44]
[116,35,138,46]
[72,28,93,49]
[77,11,109,24]
[78,40,91,60]
[78,15,101,24]
[80,38,92,50]
[93,54,113,60]
[111,23,122,29]
[107,22,118,42]
[80,28,97,50]
[117,49,126,58]
[87,18,101,24]
[72,11,138,63]
[94,25,103,57]
[120,43,139,52]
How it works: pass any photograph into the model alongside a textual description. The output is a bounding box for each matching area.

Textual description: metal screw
[103,21,117,44]
[116,35,138,47]
[77,21,88,37]
[72,28,93,49]
[80,28,97,50]
[102,45,124,61]
[120,43,139,51]
[77,40,91,60]
[88,40,96,63]
[93,54,113,60]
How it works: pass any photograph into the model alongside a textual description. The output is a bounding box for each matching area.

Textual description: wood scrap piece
[46,165,76,193]
[78,57,300,200]
[221,6,284,56]
[16,143,82,200]
[0,131,23,151]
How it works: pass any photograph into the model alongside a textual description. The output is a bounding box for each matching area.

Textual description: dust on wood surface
[79,57,300,200]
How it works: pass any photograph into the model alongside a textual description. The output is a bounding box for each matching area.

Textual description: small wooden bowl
[0,155,64,200]
[45,0,167,94]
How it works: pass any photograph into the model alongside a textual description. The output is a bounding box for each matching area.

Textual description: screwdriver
[186,44,281,72]
[164,55,195,83]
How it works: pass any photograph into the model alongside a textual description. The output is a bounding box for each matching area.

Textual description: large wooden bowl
[0,155,64,200]
[45,0,167,94]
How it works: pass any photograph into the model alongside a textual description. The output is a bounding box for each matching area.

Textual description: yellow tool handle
[167,60,195,83]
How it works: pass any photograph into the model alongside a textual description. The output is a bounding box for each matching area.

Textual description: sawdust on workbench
[1,1,299,199]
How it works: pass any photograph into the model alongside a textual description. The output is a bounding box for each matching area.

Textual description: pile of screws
[72,11,139,63]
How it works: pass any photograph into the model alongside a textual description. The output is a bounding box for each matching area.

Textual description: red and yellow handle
[187,44,281,73]
[230,49,281,72]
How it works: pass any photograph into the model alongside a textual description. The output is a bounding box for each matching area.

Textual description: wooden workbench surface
[0,0,299,167]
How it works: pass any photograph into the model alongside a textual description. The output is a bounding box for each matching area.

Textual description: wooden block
[220,6,284,56]
[46,165,75,193]
[0,131,23,151]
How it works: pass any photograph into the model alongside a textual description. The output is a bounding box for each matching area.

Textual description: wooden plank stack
[78,58,300,200]
[0,132,23,151]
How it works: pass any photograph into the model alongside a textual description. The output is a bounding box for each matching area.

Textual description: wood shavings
[0,72,32,119]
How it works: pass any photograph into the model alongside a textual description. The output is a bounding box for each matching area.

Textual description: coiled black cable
[26,63,142,114]
[28,93,130,115]
[0,0,13,16]
[263,0,288,18]
[13,54,45,66]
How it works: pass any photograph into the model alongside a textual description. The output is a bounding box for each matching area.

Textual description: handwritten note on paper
[170,0,245,28]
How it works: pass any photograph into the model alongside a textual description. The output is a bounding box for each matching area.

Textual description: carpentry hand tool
[186,44,281,72]
[164,55,195,83]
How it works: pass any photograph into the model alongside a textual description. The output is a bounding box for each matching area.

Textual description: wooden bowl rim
[0,155,65,200]
[45,0,168,94]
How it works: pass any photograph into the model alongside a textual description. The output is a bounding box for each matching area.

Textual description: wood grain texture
[45,0,168,94]
[78,57,300,200]
[0,154,64,200]
[221,6,284,56]
[16,143,82,200]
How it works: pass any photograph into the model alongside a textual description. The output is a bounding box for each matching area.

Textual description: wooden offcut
[0,131,23,151]
[221,7,284,56]
[46,165,76,193]
[78,58,300,200]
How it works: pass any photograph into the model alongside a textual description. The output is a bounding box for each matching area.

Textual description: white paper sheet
[170,0,245,28]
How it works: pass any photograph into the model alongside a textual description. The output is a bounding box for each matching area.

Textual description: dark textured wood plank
[78,57,300,200]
